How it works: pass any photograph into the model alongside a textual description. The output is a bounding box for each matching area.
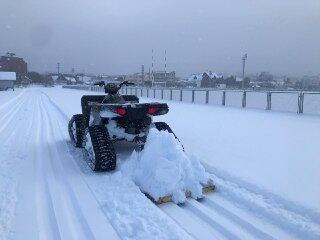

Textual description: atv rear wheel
[83,125,116,172]
[68,114,84,148]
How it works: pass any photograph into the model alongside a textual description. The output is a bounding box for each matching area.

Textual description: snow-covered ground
[1,86,319,240]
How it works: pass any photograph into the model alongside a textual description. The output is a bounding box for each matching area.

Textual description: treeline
[201,73,250,88]
[27,72,54,86]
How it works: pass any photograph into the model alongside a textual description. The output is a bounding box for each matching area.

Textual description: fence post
[298,92,304,114]
[301,93,304,114]
[242,91,246,108]
[140,89,143,97]
[161,89,164,99]
[170,89,173,100]
[206,90,209,104]
[154,88,156,98]
[147,88,149,97]
[266,92,272,110]
[222,91,226,106]
[180,89,183,101]
[192,90,195,103]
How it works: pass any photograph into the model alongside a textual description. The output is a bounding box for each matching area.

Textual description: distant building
[188,71,223,87]
[152,71,176,82]
[125,71,176,86]
[0,71,16,90]
[0,53,28,84]
[51,73,82,85]
[125,72,145,84]
[55,74,68,85]
[78,75,93,85]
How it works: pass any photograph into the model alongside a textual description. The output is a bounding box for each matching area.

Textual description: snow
[0,72,16,81]
[1,86,320,240]
[154,99,320,214]
[47,87,320,213]
[0,88,194,240]
[121,128,210,203]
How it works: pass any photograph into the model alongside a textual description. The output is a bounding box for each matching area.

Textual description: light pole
[242,54,247,89]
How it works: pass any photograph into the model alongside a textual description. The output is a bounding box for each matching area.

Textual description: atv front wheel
[83,125,116,172]
[68,114,84,148]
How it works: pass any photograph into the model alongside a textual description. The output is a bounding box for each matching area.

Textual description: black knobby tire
[68,114,84,148]
[153,122,184,150]
[83,125,116,172]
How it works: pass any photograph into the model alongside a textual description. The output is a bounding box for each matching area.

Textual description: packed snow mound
[121,128,211,203]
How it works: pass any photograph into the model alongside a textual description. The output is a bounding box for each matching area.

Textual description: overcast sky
[0,0,319,77]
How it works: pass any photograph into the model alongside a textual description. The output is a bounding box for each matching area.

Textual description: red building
[0,53,28,83]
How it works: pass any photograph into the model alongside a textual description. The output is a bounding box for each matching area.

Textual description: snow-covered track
[41,88,320,240]
[2,88,320,240]
[0,92,35,240]
[160,174,320,240]
[7,91,120,240]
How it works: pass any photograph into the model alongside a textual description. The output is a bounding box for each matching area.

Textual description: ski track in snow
[0,87,319,240]
[0,91,35,240]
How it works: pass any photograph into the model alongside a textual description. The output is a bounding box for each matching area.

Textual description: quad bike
[68,81,179,172]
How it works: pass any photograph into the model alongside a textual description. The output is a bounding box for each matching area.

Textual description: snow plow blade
[145,183,215,205]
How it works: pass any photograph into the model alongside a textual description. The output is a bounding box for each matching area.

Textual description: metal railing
[62,85,320,115]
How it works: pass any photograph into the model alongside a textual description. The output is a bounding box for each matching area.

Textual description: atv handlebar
[93,81,135,94]
[94,81,105,87]
[119,81,135,87]
[94,81,135,87]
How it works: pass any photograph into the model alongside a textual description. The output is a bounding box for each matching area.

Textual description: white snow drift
[121,128,211,203]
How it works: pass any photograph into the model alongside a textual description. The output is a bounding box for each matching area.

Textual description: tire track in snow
[37,95,95,240]
[205,195,298,240]
[0,91,27,134]
[206,172,320,240]
[0,90,25,111]
[0,93,33,240]
[34,94,62,240]
[160,178,319,240]
[39,93,120,239]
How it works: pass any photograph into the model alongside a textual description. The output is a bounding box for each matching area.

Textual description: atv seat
[81,95,140,126]
[122,95,139,103]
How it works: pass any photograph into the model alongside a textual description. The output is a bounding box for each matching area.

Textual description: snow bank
[121,128,211,203]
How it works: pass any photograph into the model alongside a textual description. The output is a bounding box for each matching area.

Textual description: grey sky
[0,0,319,77]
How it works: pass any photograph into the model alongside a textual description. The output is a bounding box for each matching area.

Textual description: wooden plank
[145,183,215,205]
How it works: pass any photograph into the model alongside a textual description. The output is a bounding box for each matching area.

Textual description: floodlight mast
[242,54,247,89]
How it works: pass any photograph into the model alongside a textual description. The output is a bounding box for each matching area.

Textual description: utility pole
[141,65,145,82]
[57,62,60,75]
[242,54,247,89]
[151,49,154,87]
[164,50,167,75]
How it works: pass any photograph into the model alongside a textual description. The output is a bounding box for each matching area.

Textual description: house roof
[65,76,77,82]
[0,71,16,81]
[188,72,222,82]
